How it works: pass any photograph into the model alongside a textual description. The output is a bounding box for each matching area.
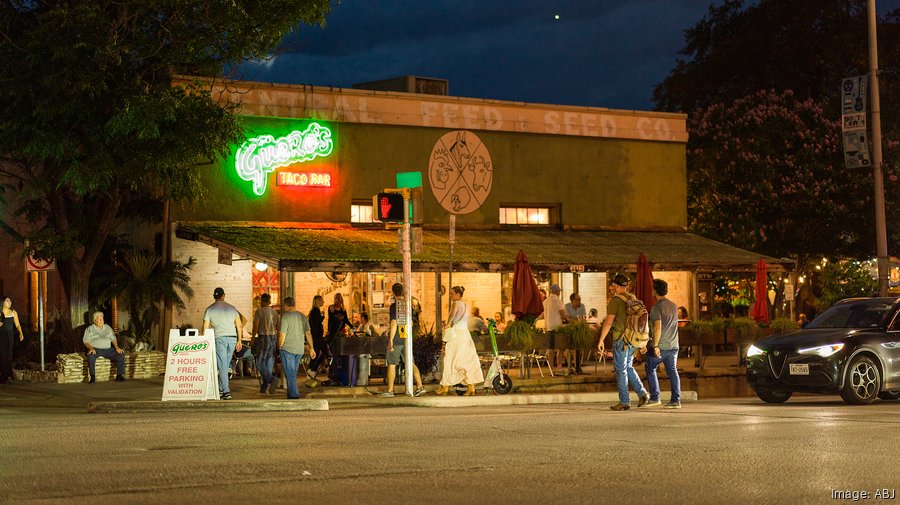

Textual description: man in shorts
[380,283,426,397]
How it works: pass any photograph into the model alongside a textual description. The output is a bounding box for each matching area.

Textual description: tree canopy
[689,89,900,262]
[654,0,900,134]
[0,0,330,334]
[654,0,900,264]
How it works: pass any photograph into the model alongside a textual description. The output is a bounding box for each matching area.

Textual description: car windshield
[807,301,895,329]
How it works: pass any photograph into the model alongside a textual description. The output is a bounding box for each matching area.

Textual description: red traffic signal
[375,192,405,223]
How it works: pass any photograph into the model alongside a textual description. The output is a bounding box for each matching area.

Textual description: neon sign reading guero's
[235,122,334,196]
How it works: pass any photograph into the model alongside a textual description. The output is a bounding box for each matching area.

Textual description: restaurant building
[165,76,790,341]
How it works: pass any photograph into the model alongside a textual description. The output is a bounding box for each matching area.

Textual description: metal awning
[176,222,793,273]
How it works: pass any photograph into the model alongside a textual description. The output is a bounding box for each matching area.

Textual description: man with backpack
[598,274,650,411]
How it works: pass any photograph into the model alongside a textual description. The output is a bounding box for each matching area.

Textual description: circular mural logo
[428,130,493,215]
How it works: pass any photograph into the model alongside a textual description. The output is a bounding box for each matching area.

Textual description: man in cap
[543,283,569,374]
[202,287,243,400]
[598,274,650,411]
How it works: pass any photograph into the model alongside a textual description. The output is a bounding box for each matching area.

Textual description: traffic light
[374,192,405,223]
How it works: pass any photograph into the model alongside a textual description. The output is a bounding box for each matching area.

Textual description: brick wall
[173,238,253,332]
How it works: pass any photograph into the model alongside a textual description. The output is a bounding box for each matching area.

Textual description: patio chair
[526,350,554,378]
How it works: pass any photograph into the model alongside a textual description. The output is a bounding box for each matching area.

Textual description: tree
[689,89,900,263]
[656,0,900,265]
[817,260,878,310]
[653,0,900,137]
[94,250,196,349]
[0,1,330,335]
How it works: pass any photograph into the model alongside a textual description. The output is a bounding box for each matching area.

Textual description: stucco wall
[173,118,686,229]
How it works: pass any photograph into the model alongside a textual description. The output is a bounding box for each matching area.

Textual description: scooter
[456,318,513,395]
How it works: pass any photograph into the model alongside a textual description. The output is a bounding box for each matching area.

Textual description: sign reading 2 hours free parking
[161,329,219,401]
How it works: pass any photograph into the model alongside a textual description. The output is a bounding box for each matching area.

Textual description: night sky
[237,0,900,112]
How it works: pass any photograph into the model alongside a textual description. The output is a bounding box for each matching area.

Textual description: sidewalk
[0,356,745,414]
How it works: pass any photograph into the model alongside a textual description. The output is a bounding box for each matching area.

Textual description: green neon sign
[235,122,334,196]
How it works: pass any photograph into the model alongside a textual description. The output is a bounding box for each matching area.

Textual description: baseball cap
[550,283,561,292]
[612,274,630,287]
[213,287,225,298]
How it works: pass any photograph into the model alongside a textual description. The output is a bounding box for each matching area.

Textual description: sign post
[161,329,218,401]
[25,255,56,371]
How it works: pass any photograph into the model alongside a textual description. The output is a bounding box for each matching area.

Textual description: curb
[87,399,329,414]
[326,391,697,408]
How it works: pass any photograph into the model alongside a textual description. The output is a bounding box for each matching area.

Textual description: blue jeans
[280,349,303,399]
[87,347,126,378]
[254,335,276,386]
[645,348,680,403]
[215,336,237,395]
[613,339,647,404]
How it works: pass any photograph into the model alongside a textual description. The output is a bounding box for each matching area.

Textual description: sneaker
[89,376,96,384]
[268,381,278,394]
[379,391,395,397]
[260,383,268,394]
[305,379,319,388]
[115,375,126,382]
[637,393,650,408]
[665,401,682,409]
[221,392,232,400]
[609,403,631,411]
[642,399,662,408]
[414,387,427,397]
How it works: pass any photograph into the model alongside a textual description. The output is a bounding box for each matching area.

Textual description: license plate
[789,364,809,375]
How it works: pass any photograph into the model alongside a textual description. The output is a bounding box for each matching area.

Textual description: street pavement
[0,381,897,505]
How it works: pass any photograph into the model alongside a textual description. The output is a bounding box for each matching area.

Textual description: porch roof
[176,222,792,273]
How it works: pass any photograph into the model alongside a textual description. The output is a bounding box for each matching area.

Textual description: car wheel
[840,355,881,405]
[755,390,792,403]
[877,391,900,401]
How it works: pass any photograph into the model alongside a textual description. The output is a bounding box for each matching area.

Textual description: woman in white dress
[436,286,485,396]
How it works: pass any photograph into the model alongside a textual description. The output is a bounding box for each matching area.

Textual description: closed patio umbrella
[635,252,656,313]
[750,259,770,324]
[512,250,544,319]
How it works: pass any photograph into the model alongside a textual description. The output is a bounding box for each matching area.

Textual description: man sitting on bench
[83,311,126,383]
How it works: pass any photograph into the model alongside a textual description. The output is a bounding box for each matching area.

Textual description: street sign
[843,130,871,169]
[841,75,871,169]
[25,255,56,272]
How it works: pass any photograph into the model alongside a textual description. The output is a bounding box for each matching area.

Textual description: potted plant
[413,325,443,382]
[558,320,594,350]
[769,317,800,335]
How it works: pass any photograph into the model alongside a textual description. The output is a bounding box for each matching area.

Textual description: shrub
[769,316,799,334]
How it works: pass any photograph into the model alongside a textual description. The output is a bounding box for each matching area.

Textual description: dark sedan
[746,297,900,404]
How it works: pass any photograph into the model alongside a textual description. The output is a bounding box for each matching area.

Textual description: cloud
[238,0,712,110]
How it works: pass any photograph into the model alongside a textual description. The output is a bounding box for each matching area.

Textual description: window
[500,206,552,225]
[351,203,375,224]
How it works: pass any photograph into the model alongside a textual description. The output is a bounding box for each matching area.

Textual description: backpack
[614,294,649,349]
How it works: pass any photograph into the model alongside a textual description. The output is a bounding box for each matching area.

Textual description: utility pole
[868,0,890,296]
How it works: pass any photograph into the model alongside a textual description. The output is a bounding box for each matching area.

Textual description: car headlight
[798,343,844,357]
[746,344,765,357]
